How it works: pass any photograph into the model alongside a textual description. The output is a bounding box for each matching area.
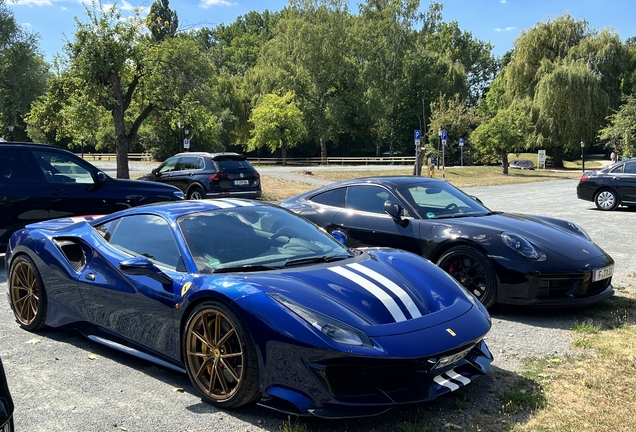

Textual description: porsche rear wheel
[183,301,260,408]
[437,246,497,309]
[187,186,206,200]
[9,255,48,331]
[594,189,618,211]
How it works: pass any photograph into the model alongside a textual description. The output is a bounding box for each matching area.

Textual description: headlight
[568,222,592,240]
[501,232,539,259]
[269,293,372,347]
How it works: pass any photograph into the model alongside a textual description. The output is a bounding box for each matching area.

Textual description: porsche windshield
[178,207,351,273]
[398,182,490,219]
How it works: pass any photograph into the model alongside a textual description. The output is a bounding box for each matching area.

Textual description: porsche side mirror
[384,201,409,227]
[120,256,173,285]
[331,230,347,245]
[152,168,161,176]
[96,171,107,184]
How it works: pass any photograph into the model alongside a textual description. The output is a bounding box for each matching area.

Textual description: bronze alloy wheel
[185,305,251,406]
[9,256,47,330]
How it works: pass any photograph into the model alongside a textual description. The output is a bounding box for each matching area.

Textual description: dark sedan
[0,142,184,248]
[280,177,615,308]
[139,152,262,200]
[0,358,13,432]
[577,158,636,210]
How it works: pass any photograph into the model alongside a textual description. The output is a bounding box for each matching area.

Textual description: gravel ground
[2,166,634,431]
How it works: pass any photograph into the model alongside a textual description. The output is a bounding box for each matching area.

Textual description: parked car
[0,142,184,248]
[5,199,492,418]
[0,358,14,432]
[509,160,535,170]
[139,152,262,200]
[280,177,615,308]
[577,158,636,210]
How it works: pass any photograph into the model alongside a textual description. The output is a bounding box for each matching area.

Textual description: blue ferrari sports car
[6,199,492,418]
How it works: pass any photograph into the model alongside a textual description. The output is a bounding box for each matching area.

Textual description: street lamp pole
[581,140,585,173]
[8,121,14,141]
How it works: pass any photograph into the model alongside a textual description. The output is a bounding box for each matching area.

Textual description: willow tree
[599,95,636,158]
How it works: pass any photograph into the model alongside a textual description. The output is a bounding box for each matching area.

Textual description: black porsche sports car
[577,158,636,210]
[280,177,615,308]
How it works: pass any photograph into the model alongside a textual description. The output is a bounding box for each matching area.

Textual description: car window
[0,148,37,184]
[32,150,94,184]
[158,157,178,173]
[178,156,202,171]
[101,214,183,271]
[215,157,253,171]
[310,188,346,208]
[624,161,636,174]
[345,185,395,214]
[398,184,488,219]
[609,164,623,174]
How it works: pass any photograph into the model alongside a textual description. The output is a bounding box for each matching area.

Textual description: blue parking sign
[414,130,421,140]
[442,129,447,140]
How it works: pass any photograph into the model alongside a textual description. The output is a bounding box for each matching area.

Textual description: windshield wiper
[283,254,351,268]
[212,264,279,274]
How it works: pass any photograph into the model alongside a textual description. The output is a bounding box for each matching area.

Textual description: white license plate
[593,265,614,282]
[434,346,473,370]
[233,180,249,186]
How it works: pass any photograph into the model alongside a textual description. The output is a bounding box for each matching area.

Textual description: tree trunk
[501,150,509,175]
[553,145,564,168]
[375,129,381,157]
[320,137,327,165]
[280,128,288,166]
[109,70,130,179]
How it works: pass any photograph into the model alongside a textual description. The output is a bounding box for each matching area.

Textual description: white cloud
[200,0,236,8]
[500,0,507,4]
[13,0,54,6]
[494,26,517,32]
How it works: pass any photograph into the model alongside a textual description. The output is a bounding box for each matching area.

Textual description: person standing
[610,151,617,164]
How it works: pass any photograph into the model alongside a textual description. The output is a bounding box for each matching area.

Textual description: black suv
[140,152,262,200]
[0,142,184,248]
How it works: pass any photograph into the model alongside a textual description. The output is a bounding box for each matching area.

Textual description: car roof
[300,176,448,194]
[171,152,245,158]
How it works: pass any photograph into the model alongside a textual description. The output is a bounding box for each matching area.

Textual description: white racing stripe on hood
[208,200,236,209]
[219,199,255,207]
[328,266,407,322]
[347,263,422,319]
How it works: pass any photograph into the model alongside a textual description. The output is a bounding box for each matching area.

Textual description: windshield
[397,182,491,219]
[178,207,351,273]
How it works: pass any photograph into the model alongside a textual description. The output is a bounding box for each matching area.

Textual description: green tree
[0,1,48,141]
[599,95,636,158]
[146,0,179,42]
[247,91,306,163]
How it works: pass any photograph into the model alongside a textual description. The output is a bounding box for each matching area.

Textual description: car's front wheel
[187,186,206,200]
[9,255,48,330]
[594,189,618,211]
[437,246,497,308]
[183,301,260,408]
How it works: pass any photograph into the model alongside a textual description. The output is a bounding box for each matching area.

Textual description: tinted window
[345,186,395,214]
[102,214,182,271]
[398,183,489,219]
[32,150,94,184]
[310,188,346,208]
[178,156,203,171]
[624,161,636,174]
[215,156,253,171]
[609,164,624,174]
[0,148,37,184]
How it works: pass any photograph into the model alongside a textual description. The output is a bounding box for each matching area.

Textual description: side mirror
[120,256,173,285]
[152,168,161,176]
[384,200,409,227]
[96,171,107,184]
[331,230,347,245]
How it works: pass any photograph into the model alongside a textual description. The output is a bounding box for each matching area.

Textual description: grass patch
[260,175,315,201]
[572,319,601,334]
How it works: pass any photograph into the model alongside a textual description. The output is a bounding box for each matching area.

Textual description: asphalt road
[1,176,634,432]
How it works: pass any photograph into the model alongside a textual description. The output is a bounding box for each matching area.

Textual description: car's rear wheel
[594,189,618,211]
[9,255,48,330]
[183,301,260,408]
[187,186,206,200]
[437,246,497,308]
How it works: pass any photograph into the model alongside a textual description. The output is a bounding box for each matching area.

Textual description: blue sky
[8,0,636,63]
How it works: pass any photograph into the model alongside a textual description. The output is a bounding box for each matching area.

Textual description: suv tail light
[209,173,229,181]
[252,172,260,179]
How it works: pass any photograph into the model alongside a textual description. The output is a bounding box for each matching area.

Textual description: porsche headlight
[501,232,539,259]
[568,222,592,240]
[269,293,372,347]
